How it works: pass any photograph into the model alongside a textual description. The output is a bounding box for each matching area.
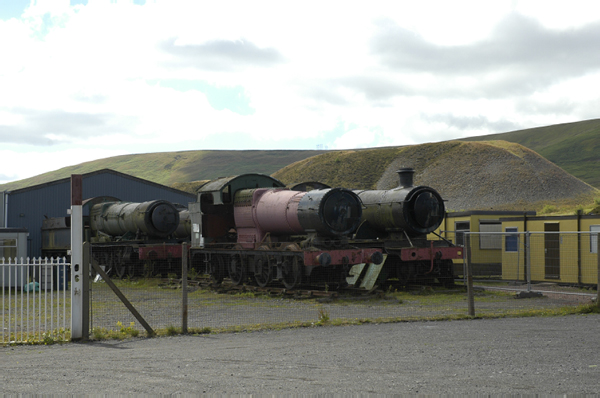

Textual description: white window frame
[0,238,18,259]
[455,221,470,246]
[590,225,600,254]
[479,221,501,250]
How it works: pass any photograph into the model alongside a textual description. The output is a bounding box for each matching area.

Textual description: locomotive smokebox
[297,188,363,236]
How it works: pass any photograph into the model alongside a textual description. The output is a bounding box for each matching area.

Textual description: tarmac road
[1,315,599,395]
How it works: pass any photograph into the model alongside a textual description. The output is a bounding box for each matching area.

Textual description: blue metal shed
[1,169,195,257]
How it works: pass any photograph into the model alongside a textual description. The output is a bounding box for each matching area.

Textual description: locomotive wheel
[114,256,127,279]
[254,255,272,288]
[282,256,302,289]
[228,254,247,285]
[98,252,111,275]
[143,261,156,278]
[438,259,456,288]
[126,262,137,279]
[209,255,225,284]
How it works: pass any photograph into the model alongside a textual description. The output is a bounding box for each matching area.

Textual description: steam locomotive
[86,199,191,278]
[351,168,461,287]
[184,169,460,289]
[187,173,383,289]
[44,169,461,289]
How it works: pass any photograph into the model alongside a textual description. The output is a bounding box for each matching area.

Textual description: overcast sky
[1,0,600,184]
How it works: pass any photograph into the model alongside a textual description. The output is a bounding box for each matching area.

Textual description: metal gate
[1,257,71,344]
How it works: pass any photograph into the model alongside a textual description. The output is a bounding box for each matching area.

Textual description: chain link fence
[87,234,599,337]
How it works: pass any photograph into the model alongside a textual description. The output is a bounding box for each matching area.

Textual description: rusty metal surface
[303,248,383,267]
[399,245,463,262]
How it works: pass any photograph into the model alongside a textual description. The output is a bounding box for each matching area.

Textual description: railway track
[157,276,395,300]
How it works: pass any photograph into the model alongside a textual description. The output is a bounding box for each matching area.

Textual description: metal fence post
[526,231,532,292]
[466,233,475,316]
[597,233,600,309]
[70,175,84,341]
[182,242,188,334]
[81,242,90,341]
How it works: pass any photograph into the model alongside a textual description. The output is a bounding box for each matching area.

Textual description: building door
[544,223,560,279]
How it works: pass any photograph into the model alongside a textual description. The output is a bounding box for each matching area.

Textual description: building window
[479,220,501,249]
[0,238,17,259]
[590,225,600,253]
[455,221,470,246]
[505,227,519,252]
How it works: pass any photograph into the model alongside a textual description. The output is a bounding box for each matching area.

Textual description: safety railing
[1,257,70,345]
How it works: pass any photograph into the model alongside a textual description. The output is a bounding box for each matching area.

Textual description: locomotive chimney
[397,168,414,188]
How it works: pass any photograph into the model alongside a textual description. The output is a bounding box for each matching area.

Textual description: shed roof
[198,173,285,205]
[3,169,195,199]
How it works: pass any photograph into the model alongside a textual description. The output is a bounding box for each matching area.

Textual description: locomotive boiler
[233,187,363,248]
[188,174,383,289]
[90,200,180,240]
[89,200,190,278]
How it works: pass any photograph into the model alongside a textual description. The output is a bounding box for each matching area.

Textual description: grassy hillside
[274,140,598,212]
[462,118,600,187]
[272,146,407,190]
[0,150,326,192]
[2,119,600,213]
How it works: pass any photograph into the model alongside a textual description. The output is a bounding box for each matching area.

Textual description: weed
[92,327,106,340]
[41,333,55,345]
[89,322,140,341]
[540,204,558,214]
[188,267,199,280]
[118,321,140,338]
[165,325,179,336]
[316,307,330,325]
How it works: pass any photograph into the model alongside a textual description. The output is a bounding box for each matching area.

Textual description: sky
[1,0,600,184]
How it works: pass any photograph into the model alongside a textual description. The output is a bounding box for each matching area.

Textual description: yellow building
[501,213,600,285]
[435,211,536,277]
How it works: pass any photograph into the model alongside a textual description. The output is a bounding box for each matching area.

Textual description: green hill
[461,118,600,188]
[2,119,600,213]
[0,149,327,192]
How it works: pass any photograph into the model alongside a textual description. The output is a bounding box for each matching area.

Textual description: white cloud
[1,0,600,183]
[0,147,127,184]
[332,127,379,150]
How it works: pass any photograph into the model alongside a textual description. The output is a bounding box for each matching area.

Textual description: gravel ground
[2,315,599,395]
[88,282,594,332]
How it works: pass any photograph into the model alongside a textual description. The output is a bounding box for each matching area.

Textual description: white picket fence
[1,257,70,344]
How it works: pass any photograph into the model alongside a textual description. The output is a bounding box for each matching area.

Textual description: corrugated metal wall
[5,171,195,257]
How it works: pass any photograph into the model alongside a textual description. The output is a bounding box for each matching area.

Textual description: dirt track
[2,315,599,395]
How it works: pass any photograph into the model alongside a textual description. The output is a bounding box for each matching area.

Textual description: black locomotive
[351,168,459,288]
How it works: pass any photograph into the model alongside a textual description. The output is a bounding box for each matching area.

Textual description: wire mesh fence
[88,236,599,337]
[4,233,596,344]
[462,232,600,286]
[1,257,71,344]
[463,231,599,315]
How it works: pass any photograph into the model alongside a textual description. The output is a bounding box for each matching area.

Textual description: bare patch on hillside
[376,141,597,211]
